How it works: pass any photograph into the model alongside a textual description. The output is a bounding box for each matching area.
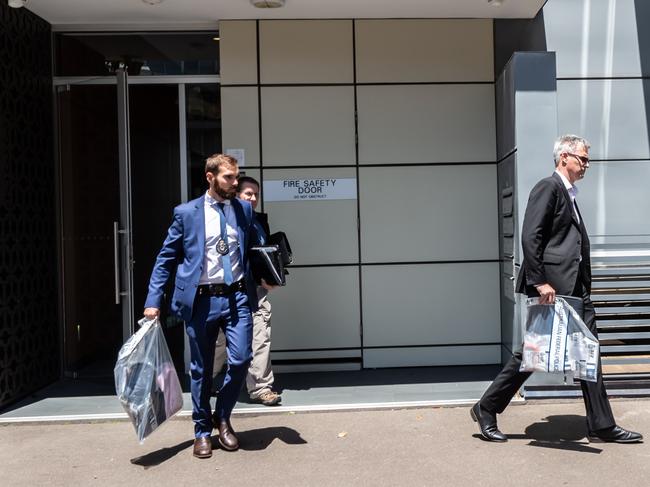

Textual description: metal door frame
[115,69,135,339]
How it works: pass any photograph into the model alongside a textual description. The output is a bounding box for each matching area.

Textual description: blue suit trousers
[185,291,253,438]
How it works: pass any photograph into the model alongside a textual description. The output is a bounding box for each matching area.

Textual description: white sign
[225,148,245,167]
[264,178,357,202]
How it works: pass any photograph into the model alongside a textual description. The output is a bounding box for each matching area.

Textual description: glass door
[58,76,183,376]
[58,84,123,375]
[129,83,182,331]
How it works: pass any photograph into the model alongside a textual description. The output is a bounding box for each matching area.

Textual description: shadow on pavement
[238,426,308,451]
[522,414,602,454]
[130,426,307,467]
[130,438,194,468]
[471,415,602,454]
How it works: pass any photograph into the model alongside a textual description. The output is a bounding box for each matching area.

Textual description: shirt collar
[205,191,232,206]
[554,169,578,196]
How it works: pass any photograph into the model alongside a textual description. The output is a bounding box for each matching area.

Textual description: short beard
[214,182,236,200]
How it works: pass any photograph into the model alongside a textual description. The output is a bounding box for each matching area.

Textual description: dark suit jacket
[516,172,591,297]
[254,211,271,238]
[144,195,261,322]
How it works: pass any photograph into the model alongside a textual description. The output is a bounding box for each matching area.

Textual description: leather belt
[197,280,246,296]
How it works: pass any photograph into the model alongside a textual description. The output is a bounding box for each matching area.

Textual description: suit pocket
[174,277,186,290]
[542,250,563,264]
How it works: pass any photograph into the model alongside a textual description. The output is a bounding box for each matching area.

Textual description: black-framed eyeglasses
[566,152,590,165]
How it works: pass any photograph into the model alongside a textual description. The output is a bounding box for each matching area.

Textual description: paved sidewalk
[1,399,649,487]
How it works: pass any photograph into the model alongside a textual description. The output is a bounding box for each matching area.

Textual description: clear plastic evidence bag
[520,297,599,382]
[114,317,183,442]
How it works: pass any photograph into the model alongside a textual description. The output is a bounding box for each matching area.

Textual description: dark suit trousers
[185,291,253,438]
[479,282,615,432]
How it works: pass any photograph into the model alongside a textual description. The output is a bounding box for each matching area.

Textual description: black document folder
[251,231,293,286]
[251,245,287,286]
[267,231,293,266]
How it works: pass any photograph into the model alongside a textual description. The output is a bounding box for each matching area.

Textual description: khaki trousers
[214,296,274,399]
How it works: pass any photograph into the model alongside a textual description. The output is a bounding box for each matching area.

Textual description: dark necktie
[216,203,233,285]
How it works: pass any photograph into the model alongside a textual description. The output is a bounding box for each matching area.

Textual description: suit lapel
[194,195,206,258]
[552,172,580,228]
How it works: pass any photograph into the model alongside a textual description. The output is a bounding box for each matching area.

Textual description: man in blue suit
[144,153,270,459]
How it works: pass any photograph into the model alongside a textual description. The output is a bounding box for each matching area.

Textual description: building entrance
[56,74,220,378]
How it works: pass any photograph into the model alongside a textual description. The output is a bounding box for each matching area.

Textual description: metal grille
[0,5,57,409]
[525,250,650,399]
[592,255,650,394]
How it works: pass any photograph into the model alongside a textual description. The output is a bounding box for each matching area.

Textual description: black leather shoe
[193,437,213,458]
[470,402,507,442]
[588,425,643,443]
[214,416,240,451]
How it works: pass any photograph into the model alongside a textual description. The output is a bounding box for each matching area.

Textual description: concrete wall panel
[355,19,493,83]
[271,266,361,351]
[261,86,356,165]
[219,20,258,85]
[259,20,353,84]
[362,263,501,347]
[357,84,496,164]
[359,165,498,263]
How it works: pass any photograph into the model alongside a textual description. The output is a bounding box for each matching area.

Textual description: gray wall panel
[364,345,500,368]
[557,79,650,161]
[359,165,499,263]
[362,263,501,347]
[221,87,260,165]
[544,0,646,78]
[355,19,493,83]
[357,84,496,164]
[219,21,258,85]
[259,20,353,84]
[271,267,361,351]
[496,61,515,160]
[578,160,650,237]
[261,86,356,166]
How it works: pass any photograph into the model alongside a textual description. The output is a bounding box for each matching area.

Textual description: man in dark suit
[213,176,282,406]
[471,135,642,443]
[144,154,271,458]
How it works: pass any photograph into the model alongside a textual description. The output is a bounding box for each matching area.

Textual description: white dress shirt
[554,169,580,223]
[198,192,244,285]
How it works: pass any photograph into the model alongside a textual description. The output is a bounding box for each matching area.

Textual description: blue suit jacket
[144,195,260,322]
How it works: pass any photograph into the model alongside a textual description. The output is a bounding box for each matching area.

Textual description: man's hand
[260,279,279,291]
[144,307,160,319]
[535,283,556,304]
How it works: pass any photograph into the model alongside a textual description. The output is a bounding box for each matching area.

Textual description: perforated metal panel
[0,5,57,409]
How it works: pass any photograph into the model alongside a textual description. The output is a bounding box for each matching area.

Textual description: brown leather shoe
[214,417,239,451]
[193,437,213,458]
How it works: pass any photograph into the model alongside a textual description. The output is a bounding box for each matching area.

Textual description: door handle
[113,221,121,304]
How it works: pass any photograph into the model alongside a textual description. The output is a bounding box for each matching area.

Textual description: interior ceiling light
[8,0,28,8]
[142,0,165,5]
[251,0,285,8]
[487,0,504,6]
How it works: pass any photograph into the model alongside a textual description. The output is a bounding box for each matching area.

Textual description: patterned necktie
[216,203,233,285]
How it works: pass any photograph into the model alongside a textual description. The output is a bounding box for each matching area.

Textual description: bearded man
[144,154,270,458]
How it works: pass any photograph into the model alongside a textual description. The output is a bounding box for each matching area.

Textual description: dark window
[55,32,220,76]
[185,84,222,199]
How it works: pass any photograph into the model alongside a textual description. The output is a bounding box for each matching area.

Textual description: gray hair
[553,134,590,166]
